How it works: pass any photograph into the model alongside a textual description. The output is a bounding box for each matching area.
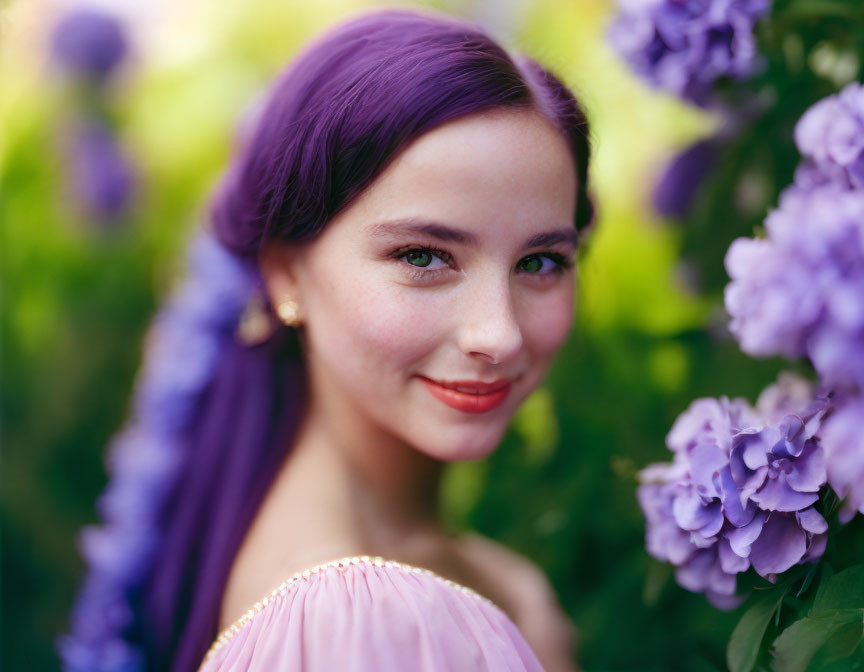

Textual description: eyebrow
[365,218,579,250]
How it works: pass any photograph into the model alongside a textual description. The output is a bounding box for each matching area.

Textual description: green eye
[405,250,433,267]
[518,255,543,273]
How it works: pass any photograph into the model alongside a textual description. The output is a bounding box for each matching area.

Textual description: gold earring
[276,299,301,327]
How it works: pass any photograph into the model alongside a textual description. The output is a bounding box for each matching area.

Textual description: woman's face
[261,107,579,461]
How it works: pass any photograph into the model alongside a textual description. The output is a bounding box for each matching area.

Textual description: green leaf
[820,621,864,662]
[812,565,864,616]
[728,586,787,672]
[771,610,864,672]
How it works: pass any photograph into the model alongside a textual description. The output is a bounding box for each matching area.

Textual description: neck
[270,377,448,560]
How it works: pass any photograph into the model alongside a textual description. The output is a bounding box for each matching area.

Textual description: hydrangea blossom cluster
[794,82,864,191]
[638,374,831,607]
[725,81,864,391]
[724,181,864,391]
[607,0,772,106]
[723,81,864,526]
[56,229,258,671]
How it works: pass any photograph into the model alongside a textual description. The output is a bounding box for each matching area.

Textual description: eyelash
[390,245,574,282]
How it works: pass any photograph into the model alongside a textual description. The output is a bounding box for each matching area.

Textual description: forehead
[330,107,578,240]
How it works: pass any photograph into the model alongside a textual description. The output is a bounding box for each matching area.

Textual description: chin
[412,422,509,462]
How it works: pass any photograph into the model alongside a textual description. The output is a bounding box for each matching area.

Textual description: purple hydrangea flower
[607,0,771,106]
[818,393,864,523]
[638,376,831,606]
[724,181,864,391]
[666,394,762,455]
[51,8,128,81]
[794,82,864,191]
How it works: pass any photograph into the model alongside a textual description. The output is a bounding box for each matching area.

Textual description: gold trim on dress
[201,554,503,665]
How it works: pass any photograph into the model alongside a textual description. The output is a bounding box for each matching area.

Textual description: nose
[456,275,523,365]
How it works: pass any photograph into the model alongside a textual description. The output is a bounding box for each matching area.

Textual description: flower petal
[715,465,758,527]
[795,507,828,534]
[718,537,750,574]
[785,442,827,493]
[727,510,766,557]
[749,513,807,578]
[751,472,819,512]
[673,490,721,531]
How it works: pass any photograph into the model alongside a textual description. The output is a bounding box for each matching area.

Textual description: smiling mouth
[418,376,513,413]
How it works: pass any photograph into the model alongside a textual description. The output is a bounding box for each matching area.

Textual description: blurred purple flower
[755,370,821,424]
[724,181,864,391]
[638,377,831,606]
[819,393,864,523]
[794,81,864,191]
[132,230,257,432]
[652,136,721,218]
[607,0,771,107]
[58,229,257,671]
[64,119,135,220]
[51,8,128,81]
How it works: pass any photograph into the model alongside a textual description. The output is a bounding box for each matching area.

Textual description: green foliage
[811,566,864,617]
[771,610,864,672]
[728,585,788,672]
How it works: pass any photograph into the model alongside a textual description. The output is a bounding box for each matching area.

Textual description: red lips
[419,376,512,414]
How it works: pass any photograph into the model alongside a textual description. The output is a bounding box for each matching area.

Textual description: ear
[258,239,302,310]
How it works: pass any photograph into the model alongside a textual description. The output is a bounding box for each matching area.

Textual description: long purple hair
[58,8,595,671]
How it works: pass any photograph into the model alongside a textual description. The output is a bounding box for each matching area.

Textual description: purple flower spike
[63,119,135,220]
[51,9,129,81]
[607,0,771,107]
[59,228,257,671]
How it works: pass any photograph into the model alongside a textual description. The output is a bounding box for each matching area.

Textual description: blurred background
[3,0,854,669]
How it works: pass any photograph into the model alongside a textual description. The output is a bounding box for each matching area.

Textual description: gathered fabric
[197,556,545,672]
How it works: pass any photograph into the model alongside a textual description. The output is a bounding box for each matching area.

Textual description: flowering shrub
[724,81,864,533]
[609,0,864,663]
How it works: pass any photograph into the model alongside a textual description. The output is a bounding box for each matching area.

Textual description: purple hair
[58,8,595,671]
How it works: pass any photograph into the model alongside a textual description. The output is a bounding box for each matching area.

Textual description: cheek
[305,268,445,377]
[520,284,574,357]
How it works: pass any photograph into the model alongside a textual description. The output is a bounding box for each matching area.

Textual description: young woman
[59,7,595,672]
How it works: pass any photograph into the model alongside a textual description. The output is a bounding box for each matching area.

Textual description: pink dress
[197,555,547,671]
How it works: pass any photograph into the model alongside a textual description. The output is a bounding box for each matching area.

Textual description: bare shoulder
[458,532,580,672]
[457,531,559,611]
